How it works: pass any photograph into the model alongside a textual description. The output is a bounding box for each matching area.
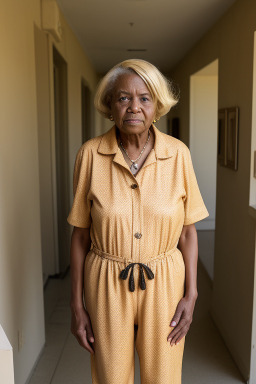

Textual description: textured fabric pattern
[84,244,186,384]
[67,124,209,383]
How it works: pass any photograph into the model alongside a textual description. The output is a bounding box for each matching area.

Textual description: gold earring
[153,119,157,123]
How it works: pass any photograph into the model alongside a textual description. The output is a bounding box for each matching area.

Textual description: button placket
[131,179,141,261]
[138,184,144,263]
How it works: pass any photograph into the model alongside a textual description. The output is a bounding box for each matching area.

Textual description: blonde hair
[94,59,179,120]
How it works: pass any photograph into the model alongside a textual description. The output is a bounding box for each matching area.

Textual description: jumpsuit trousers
[84,242,186,384]
[67,124,209,383]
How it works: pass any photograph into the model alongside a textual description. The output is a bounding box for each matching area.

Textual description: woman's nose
[127,98,141,113]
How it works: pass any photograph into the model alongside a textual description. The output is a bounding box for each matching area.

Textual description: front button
[134,232,142,239]
[131,184,138,189]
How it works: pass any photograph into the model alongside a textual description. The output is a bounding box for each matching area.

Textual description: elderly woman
[67,59,209,384]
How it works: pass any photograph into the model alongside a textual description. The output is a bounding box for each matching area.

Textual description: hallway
[2,0,256,382]
[28,249,245,384]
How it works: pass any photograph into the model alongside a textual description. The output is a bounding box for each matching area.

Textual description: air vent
[127,49,147,52]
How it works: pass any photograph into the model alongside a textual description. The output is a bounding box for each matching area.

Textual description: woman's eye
[119,96,128,101]
[141,97,149,102]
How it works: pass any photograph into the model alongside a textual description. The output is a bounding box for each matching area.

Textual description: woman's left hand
[167,293,198,346]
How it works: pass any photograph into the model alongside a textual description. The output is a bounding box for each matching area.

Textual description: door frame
[248,31,256,384]
[81,78,92,143]
[47,40,71,275]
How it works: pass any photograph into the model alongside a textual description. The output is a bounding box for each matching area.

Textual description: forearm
[70,227,91,310]
[177,225,198,299]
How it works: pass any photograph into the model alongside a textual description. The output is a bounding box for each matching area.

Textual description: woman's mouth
[124,119,142,124]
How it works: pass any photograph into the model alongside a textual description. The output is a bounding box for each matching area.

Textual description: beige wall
[190,70,218,231]
[49,9,99,205]
[36,6,100,278]
[168,0,256,380]
[0,1,98,383]
[0,1,45,383]
[190,70,218,280]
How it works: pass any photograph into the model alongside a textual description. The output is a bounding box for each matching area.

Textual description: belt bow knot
[119,262,154,292]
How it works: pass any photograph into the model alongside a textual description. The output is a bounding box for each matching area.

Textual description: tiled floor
[28,258,246,384]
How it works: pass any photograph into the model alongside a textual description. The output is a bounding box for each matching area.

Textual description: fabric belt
[91,243,178,292]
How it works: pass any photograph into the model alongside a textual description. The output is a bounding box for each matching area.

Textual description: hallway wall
[168,0,256,380]
[49,13,100,204]
[190,71,218,232]
[0,1,98,383]
[0,2,44,384]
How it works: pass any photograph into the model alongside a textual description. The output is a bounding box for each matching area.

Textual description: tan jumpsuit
[67,124,209,384]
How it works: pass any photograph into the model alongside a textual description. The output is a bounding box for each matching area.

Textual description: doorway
[190,59,219,281]
[81,80,92,143]
[34,25,56,283]
[53,46,70,276]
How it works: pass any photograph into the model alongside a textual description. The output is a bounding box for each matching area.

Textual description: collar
[97,123,176,159]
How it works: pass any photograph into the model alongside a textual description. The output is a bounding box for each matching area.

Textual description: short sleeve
[182,145,209,225]
[67,145,92,228]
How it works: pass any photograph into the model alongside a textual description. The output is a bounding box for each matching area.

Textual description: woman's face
[110,72,156,134]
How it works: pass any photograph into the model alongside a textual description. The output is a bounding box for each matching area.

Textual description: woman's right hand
[71,306,95,354]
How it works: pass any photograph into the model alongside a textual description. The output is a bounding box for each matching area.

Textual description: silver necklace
[119,130,151,175]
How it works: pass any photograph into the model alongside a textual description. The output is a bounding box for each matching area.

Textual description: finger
[175,333,185,344]
[77,336,95,354]
[167,328,180,341]
[76,330,95,354]
[170,331,183,345]
[167,322,183,340]
[169,305,188,327]
[167,320,188,341]
[170,325,189,345]
[81,338,95,354]
[171,330,186,346]
[171,317,187,333]
[169,315,186,328]
[85,324,95,343]
[169,312,182,327]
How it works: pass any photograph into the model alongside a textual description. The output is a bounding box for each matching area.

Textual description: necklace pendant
[130,163,138,175]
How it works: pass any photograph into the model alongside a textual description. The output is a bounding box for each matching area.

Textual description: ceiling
[56,0,237,75]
